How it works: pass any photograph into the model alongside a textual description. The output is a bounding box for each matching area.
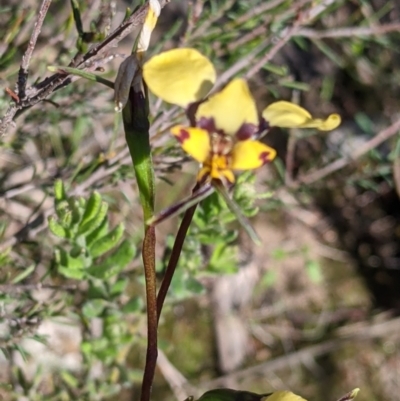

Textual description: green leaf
[306,260,323,283]
[89,223,125,258]
[197,389,266,401]
[12,265,35,284]
[78,201,108,236]
[48,216,67,238]
[47,65,114,89]
[58,266,85,280]
[82,299,106,318]
[279,80,310,91]
[196,390,308,401]
[121,297,143,313]
[87,239,135,279]
[54,179,66,202]
[57,248,88,270]
[86,216,109,247]
[80,192,103,227]
[110,279,128,296]
[60,370,79,387]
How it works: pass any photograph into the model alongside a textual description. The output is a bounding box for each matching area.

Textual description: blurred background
[1,1,400,400]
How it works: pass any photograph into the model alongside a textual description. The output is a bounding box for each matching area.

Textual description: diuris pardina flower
[143,48,341,185]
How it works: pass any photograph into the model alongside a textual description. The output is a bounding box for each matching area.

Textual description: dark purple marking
[235,122,258,140]
[259,151,272,165]
[257,117,271,136]
[197,116,216,133]
[175,128,190,144]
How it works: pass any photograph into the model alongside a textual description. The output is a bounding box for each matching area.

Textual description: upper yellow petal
[143,48,216,107]
[262,101,341,131]
[196,79,259,135]
[170,125,210,163]
[231,140,276,170]
[263,391,307,401]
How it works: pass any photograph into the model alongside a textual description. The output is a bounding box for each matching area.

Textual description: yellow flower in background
[142,48,341,184]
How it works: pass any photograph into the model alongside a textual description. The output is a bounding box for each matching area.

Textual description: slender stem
[156,198,198,322]
[141,225,158,401]
[18,0,52,99]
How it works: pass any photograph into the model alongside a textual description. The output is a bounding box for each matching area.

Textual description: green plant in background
[49,179,135,281]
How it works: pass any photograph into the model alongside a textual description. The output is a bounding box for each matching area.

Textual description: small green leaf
[12,265,35,284]
[121,297,143,313]
[197,389,266,401]
[58,266,85,280]
[82,299,106,318]
[87,239,135,279]
[80,192,102,227]
[89,223,125,258]
[110,279,128,296]
[306,260,323,283]
[58,248,87,270]
[60,370,79,387]
[78,201,108,236]
[86,217,109,247]
[279,80,310,91]
[47,65,114,89]
[48,216,67,238]
[54,179,66,202]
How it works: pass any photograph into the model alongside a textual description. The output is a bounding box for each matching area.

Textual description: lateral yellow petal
[231,140,276,170]
[143,48,216,107]
[196,79,258,135]
[262,101,341,131]
[263,391,307,401]
[171,125,210,163]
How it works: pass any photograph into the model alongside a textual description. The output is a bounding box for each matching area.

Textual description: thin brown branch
[17,0,52,100]
[299,118,400,185]
[297,22,400,39]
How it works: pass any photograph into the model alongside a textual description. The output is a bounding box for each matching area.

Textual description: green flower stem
[156,184,200,322]
[122,84,156,401]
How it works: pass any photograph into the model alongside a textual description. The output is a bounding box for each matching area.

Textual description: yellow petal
[171,125,210,163]
[262,101,341,131]
[137,0,161,52]
[196,79,258,135]
[264,391,307,401]
[231,140,276,170]
[143,48,216,107]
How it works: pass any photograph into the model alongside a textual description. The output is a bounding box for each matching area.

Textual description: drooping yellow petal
[171,125,210,163]
[137,0,161,53]
[263,391,307,401]
[262,101,341,131]
[143,48,216,107]
[231,140,276,170]
[196,79,258,135]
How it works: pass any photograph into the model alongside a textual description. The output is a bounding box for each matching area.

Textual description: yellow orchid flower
[142,48,341,184]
